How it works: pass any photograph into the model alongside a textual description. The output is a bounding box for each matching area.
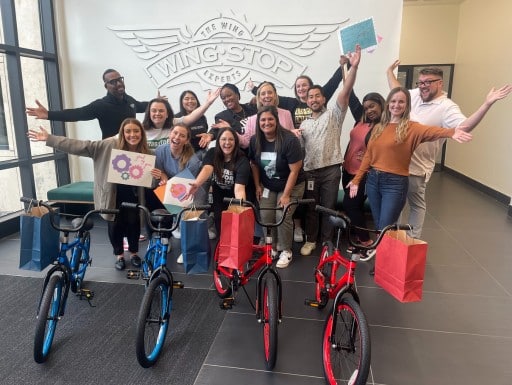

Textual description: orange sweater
[352,121,455,185]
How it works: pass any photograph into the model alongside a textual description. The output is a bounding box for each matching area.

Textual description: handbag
[19,203,60,271]
[180,209,211,274]
[217,205,255,270]
[374,230,428,303]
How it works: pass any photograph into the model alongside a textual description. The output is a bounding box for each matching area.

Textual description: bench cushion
[47,181,94,204]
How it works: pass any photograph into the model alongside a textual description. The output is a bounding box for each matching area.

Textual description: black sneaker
[115,257,126,271]
[130,255,141,267]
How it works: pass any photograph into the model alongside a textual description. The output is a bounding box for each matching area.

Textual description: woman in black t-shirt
[187,127,250,233]
[248,106,305,269]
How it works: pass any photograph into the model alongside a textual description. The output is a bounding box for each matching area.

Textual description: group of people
[26,51,512,272]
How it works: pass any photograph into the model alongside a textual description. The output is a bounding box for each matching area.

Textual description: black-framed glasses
[416,79,441,87]
[105,76,124,86]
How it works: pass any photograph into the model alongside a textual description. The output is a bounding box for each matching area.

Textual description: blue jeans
[365,169,408,230]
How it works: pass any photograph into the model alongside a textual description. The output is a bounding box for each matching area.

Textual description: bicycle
[121,202,210,368]
[305,204,410,385]
[20,197,118,364]
[213,197,314,370]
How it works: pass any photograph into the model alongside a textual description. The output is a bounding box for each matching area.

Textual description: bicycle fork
[255,267,283,324]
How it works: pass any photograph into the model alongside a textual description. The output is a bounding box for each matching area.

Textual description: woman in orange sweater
[348,87,472,231]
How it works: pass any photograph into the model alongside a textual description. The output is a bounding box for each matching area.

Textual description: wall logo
[110,12,349,90]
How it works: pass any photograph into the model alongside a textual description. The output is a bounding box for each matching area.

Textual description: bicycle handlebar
[120,202,211,233]
[20,197,118,233]
[315,204,412,251]
[222,197,315,227]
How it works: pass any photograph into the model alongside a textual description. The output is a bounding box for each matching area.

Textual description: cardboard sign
[107,149,155,187]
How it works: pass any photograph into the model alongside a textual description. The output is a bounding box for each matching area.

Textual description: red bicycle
[213,197,314,370]
[305,204,410,385]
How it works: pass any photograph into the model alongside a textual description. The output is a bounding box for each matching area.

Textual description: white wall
[52,0,403,180]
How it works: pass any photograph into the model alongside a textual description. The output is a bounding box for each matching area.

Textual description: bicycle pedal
[219,297,234,310]
[304,299,320,308]
[173,281,184,289]
[126,269,141,279]
[77,288,94,300]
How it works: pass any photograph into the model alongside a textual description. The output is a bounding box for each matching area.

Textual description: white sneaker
[177,253,183,264]
[276,250,292,268]
[300,242,316,256]
[293,227,304,243]
[271,249,279,258]
[172,226,181,239]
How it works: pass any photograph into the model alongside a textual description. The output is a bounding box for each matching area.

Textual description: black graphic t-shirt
[248,130,305,192]
[202,148,250,190]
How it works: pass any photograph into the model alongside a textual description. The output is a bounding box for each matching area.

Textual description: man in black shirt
[26,69,150,138]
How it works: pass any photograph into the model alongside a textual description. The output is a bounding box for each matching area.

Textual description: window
[0,0,68,235]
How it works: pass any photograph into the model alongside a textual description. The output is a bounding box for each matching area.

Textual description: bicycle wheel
[34,274,63,363]
[71,232,91,292]
[262,274,278,370]
[212,244,232,298]
[323,296,370,385]
[316,242,333,310]
[135,275,171,368]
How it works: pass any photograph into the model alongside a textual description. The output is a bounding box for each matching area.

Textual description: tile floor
[1,171,512,385]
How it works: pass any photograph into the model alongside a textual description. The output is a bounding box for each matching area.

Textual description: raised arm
[458,84,512,132]
[386,60,401,90]
[177,88,220,126]
[337,45,361,108]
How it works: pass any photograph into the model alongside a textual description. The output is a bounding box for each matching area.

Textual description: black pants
[342,169,370,242]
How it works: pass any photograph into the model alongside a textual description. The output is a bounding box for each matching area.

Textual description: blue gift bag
[180,210,211,274]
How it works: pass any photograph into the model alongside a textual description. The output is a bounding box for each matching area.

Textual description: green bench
[47,181,94,214]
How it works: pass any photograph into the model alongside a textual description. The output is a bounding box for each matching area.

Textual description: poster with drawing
[338,17,377,54]
[152,169,195,214]
[107,149,155,188]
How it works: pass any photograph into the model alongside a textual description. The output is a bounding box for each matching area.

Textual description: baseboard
[444,167,511,208]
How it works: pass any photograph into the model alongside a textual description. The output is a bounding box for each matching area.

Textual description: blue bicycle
[20,197,117,363]
[121,202,210,368]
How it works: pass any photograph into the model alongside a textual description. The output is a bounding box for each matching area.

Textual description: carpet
[0,274,226,385]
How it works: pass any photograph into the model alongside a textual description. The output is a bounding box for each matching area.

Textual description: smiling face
[168,125,190,154]
[306,87,326,113]
[220,87,241,111]
[123,122,142,150]
[181,92,198,114]
[363,100,383,123]
[258,84,277,107]
[388,90,408,121]
[103,70,125,99]
[295,77,311,102]
[417,74,443,102]
[149,101,168,129]
[218,129,236,159]
[258,111,277,139]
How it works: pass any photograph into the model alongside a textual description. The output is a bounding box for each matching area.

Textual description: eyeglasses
[105,76,124,86]
[416,79,441,87]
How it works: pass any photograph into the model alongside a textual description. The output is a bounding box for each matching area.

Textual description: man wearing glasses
[26,69,150,139]
[387,61,512,238]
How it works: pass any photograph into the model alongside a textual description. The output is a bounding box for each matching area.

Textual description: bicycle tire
[212,244,232,298]
[322,296,370,385]
[135,275,171,368]
[262,274,278,370]
[316,242,333,310]
[34,274,63,363]
[71,232,91,292]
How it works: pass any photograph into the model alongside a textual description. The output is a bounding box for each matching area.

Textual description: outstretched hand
[388,59,400,73]
[26,100,49,119]
[346,181,359,198]
[206,88,221,105]
[486,84,512,105]
[347,44,361,68]
[27,126,50,141]
[452,127,473,143]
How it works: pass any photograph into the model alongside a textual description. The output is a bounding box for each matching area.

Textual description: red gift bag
[218,205,255,270]
[374,230,428,303]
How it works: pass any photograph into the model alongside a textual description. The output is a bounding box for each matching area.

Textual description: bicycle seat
[71,217,94,231]
[150,209,173,227]
[328,215,347,229]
